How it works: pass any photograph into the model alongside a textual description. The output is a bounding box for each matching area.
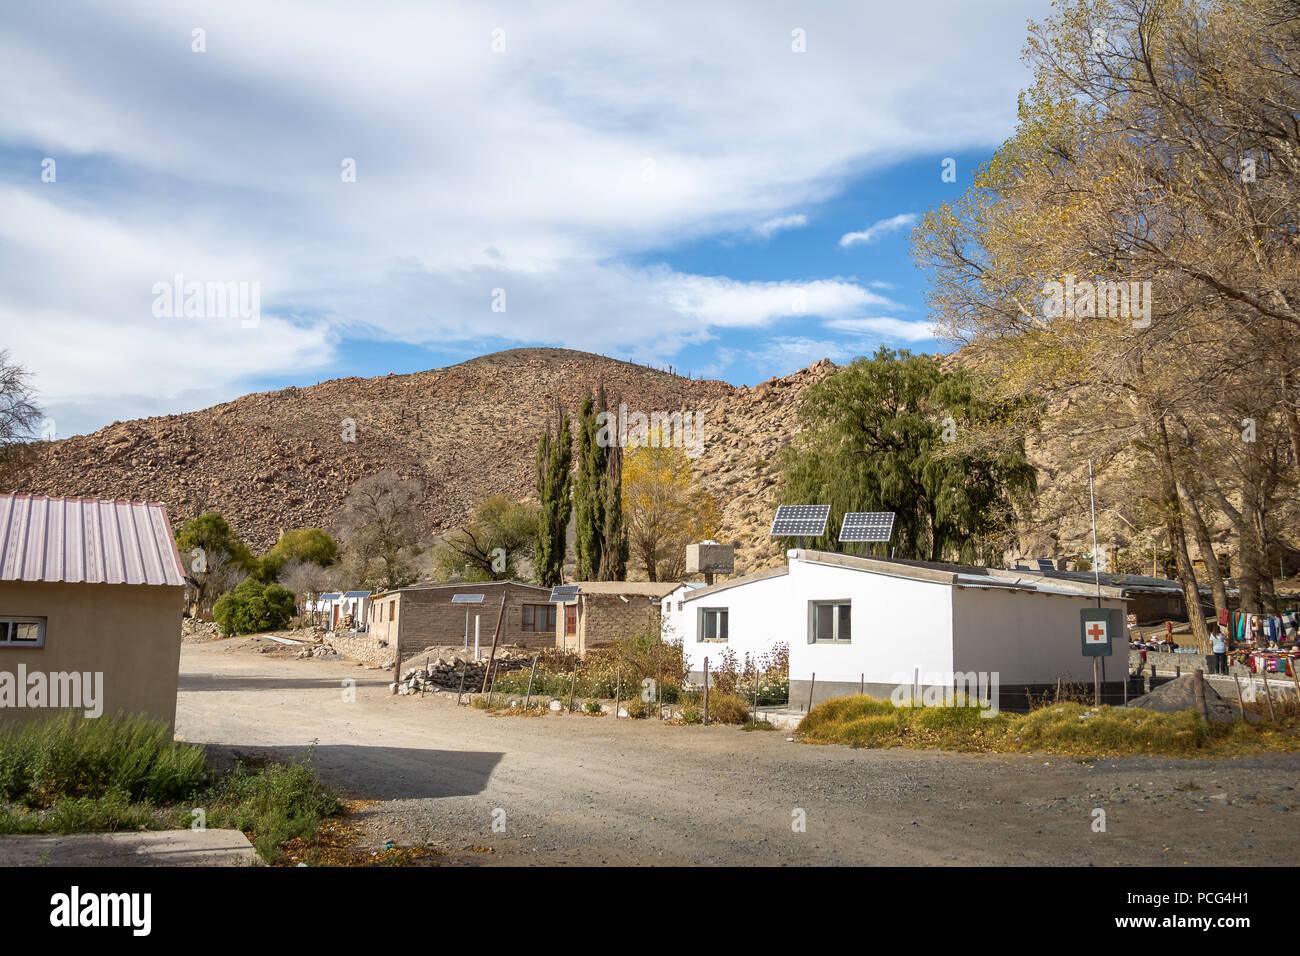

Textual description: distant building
[369,580,555,658]
[0,494,186,729]
[555,582,681,655]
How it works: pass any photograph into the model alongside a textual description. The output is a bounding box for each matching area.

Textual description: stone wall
[325,631,393,668]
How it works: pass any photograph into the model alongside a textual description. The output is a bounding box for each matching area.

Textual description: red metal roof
[0,495,186,587]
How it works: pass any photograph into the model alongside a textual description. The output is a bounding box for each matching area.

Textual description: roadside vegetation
[0,714,342,863]
[797,695,1300,758]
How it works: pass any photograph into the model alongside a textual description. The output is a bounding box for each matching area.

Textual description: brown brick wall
[378,582,556,656]
[574,594,663,654]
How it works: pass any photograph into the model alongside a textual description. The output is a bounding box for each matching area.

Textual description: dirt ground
[176,637,1300,866]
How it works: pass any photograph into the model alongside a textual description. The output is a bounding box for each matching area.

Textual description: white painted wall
[952,586,1127,685]
[786,559,955,687]
[678,572,793,676]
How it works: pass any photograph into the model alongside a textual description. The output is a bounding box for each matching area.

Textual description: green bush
[199,755,340,863]
[214,578,297,635]
[0,712,209,807]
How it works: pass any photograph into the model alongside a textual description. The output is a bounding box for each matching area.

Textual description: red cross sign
[1086,621,1107,644]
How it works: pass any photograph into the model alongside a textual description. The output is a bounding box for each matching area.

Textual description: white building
[310,591,371,631]
[659,582,706,648]
[677,549,1127,708]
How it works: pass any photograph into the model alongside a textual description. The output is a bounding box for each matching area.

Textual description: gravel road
[176,638,1300,866]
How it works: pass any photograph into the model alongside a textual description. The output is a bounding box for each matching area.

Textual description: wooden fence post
[703,657,710,726]
[524,654,538,710]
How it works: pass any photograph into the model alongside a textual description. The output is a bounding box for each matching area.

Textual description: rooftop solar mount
[770,504,830,538]
[1036,558,1056,572]
[549,585,580,603]
[450,593,485,604]
[839,512,896,543]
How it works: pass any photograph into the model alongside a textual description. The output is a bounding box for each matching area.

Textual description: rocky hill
[9,346,1166,577]
[10,349,735,553]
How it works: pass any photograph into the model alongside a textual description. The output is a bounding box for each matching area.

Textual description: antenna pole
[1089,459,1101,609]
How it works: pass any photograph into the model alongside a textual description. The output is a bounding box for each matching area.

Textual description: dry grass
[797,695,1300,758]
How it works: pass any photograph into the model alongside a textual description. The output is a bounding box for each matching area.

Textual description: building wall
[573,593,663,654]
[679,573,793,678]
[366,583,555,662]
[788,560,956,694]
[0,581,183,729]
[952,586,1128,686]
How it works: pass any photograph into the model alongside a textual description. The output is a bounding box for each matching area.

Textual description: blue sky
[0,0,1051,437]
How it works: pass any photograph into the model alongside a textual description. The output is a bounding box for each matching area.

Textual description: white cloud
[824,316,937,342]
[839,213,919,247]
[751,214,808,239]
[0,0,1045,434]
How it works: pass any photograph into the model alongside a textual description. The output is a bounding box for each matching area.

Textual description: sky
[0,0,1052,438]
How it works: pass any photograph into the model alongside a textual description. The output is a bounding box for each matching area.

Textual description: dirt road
[177,639,1300,866]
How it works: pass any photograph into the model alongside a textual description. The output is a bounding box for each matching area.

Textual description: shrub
[0,712,210,807]
[679,706,702,724]
[583,700,603,715]
[705,694,752,725]
[214,578,297,635]
[199,753,340,863]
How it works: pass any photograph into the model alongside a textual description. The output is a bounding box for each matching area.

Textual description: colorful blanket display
[1245,653,1295,676]
[1227,610,1298,643]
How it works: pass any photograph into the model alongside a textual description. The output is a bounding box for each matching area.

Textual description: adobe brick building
[368,581,555,660]
[556,582,680,655]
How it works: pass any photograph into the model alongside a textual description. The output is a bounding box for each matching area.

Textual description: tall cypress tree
[596,381,628,580]
[574,394,604,581]
[534,410,573,587]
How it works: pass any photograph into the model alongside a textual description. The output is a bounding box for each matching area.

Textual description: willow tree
[776,349,1037,565]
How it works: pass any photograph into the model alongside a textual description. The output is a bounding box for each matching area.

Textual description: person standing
[1210,622,1228,675]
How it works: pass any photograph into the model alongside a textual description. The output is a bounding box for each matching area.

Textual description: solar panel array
[549,585,580,603]
[839,512,896,543]
[450,593,485,604]
[1036,558,1056,571]
[769,504,830,537]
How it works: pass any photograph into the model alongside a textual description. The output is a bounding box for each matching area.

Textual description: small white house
[659,582,707,647]
[678,549,1127,708]
[310,591,371,630]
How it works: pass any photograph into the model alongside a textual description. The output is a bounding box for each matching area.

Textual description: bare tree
[336,471,426,591]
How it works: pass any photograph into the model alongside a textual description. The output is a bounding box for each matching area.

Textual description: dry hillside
[10,346,1167,577]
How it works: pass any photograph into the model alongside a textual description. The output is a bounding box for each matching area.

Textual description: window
[389,602,396,622]
[698,608,728,642]
[0,618,46,648]
[521,604,556,632]
[808,601,850,643]
[565,604,577,637]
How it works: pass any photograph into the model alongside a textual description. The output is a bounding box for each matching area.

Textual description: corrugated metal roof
[0,494,186,587]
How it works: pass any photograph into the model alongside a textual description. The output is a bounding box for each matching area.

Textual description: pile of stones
[390,651,533,696]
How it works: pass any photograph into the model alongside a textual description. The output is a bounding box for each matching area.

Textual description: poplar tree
[574,394,604,580]
[534,410,573,588]
[597,381,629,580]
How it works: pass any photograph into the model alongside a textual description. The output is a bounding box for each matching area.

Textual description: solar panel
[1036,558,1056,571]
[770,505,830,538]
[839,512,896,543]
[549,585,580,603]
[451,594,485,604]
